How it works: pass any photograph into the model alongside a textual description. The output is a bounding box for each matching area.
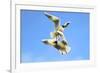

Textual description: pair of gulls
[42,12,71,55]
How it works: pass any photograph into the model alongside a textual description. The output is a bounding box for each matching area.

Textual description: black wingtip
[62,22,70,28]
[44,12,51,18]
[42,40,48,44]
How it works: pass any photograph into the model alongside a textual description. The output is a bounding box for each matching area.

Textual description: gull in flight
[42,12,71,55]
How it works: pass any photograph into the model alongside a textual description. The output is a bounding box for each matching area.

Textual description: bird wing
[44,12,60,29]
[62,22,70,28]
[57,40,71,55]
[42,39,56,46]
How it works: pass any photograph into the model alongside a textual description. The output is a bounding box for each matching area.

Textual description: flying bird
[42,12,71,55]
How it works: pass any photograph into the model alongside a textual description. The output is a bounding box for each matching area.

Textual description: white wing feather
[44,12,60,29]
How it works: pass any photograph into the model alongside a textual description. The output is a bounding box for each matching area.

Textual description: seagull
[42,39,71,55]
[44,12,70,41]
[42,12,71,55]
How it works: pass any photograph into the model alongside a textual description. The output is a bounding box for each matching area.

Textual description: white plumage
[42,12,71,55]
[42,39,71,55]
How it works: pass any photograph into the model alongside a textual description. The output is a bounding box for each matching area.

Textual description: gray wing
[44,12,60,29]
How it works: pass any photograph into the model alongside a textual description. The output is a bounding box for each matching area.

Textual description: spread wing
[44,12,60,29]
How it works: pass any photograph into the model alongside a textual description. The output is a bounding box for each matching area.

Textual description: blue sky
[20,10,90,63]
